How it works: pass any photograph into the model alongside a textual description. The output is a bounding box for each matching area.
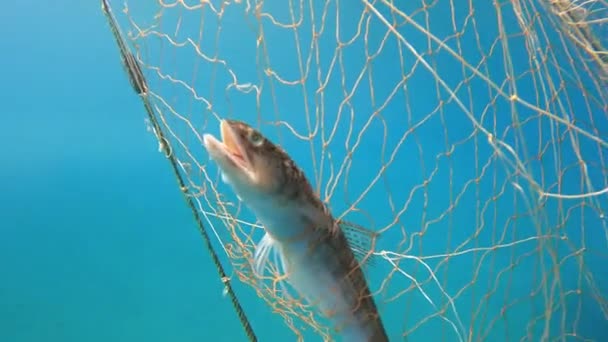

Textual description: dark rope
[100,1,257,340]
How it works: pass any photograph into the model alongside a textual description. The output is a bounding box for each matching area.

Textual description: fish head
[203,119,333,241]
[202,119,294,201]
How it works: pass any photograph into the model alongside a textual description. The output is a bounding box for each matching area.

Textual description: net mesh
[109,0,607,340]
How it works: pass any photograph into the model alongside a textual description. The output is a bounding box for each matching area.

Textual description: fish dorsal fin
[295,200,381,268]
[338,220,381,269]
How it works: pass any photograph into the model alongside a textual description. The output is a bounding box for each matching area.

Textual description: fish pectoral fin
[253,232,297,302]
[339,220,381,269]
[253,233,275,277]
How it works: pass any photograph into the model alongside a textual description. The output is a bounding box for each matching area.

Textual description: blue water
[2,1,607,341]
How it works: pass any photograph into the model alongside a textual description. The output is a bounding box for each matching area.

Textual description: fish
[203,119,389,342]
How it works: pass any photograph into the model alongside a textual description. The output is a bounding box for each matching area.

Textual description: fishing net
[105,0,608,340]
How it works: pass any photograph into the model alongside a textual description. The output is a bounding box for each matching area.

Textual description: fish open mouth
[203,120,252,174]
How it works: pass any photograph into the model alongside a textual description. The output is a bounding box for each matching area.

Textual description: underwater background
[1,1,607,341]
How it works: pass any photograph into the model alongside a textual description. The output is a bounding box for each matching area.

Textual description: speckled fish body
[203,120,388,342]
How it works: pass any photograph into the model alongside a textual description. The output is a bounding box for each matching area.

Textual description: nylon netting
[108,0,608,340]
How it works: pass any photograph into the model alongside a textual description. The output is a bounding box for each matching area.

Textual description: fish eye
[248,131,264,146]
